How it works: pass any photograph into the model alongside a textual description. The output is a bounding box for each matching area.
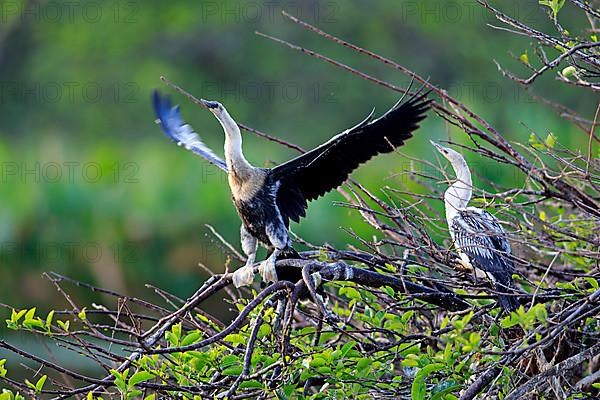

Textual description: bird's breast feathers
[233,180,286,247]
[229,168,267,202]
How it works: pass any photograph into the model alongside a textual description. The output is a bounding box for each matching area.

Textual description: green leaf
[411,378,426,400]
[57,320,70,332]
[316,366,331,374]
[78,308,87,321]
[529,133,544,150]
[585,277,599,290]
[196,313,209,323]
[444,343,453,365]
[309,357,327,368]
[412,363,445,400]
[224,334,246,346]
[416,363,445,380]
[11,309,27,323]
[128,371,154,387]
[341,341,356,357]
[222,365,243,376]
[239,380,263,389]
[283,384,297,397]
[171,323,182,341]
[110,369,123,380]
[561,66,577,78]
[340,287,361,301]
[25,308,36,321]
[356,358,372,371]
[382,286,395,297]
[402,358,419,367]
[501,314,520,328]
[180,331,202,347]
[539,0,565,20]
[318,331,338,344]
[258,324,271,338]
[165,331,177,346]
[220,355,240,369]
[461,311,474,326]
[402,310,415,323]
[23,319,45,330]
[544,133,556,148]
[35,375,47,392]
[45,311,54,330]
[534,304,548,323]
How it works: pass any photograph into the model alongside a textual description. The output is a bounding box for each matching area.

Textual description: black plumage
[153,88,430,287]
[272,93,430,225]
[451,209,520,312]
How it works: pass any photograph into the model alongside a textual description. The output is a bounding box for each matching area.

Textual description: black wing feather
[271,91,430,224]
[452,209,519,311]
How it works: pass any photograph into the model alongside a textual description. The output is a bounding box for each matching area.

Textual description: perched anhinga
[152,89,430,288]
[432,141,520,312]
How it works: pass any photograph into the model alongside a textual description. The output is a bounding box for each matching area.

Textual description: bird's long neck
[444,158,472,223]
[215,109,253,181]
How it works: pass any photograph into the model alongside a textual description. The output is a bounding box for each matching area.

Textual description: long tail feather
[496,284,520,312]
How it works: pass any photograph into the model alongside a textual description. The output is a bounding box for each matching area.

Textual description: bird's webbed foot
[232,262,256,288]
[259,250,280,283]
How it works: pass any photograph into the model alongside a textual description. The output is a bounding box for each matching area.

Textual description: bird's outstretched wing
[271,90,431,224]
[152,91,227,171]
[452,209,519,311]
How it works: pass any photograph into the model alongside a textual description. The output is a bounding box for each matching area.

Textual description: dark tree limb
[460,367,502,400]
[279,259,470,312]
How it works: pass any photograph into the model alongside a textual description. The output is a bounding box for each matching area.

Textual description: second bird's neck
[444,160,472,223]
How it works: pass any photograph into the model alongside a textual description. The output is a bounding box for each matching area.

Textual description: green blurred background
[0,0,596,319]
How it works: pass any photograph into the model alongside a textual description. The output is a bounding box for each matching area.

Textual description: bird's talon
[259,256,278,283]
[232,266,255,288]
[311,272,322,288]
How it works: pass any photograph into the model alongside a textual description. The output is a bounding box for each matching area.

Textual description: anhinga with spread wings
[432,141,520,312]
[152,89,430,288]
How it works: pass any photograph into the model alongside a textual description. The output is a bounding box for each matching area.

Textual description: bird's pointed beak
[430,140,443,152]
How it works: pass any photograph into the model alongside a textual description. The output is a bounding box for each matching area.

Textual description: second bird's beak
[430,140,443,153]
[200,98,220,110]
